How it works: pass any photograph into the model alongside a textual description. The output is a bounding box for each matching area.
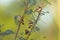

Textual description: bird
[34,6,42,14]
[14,15,24,25]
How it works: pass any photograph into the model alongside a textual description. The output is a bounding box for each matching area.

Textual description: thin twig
[25,0,47,39]
[15,0,29,40]
[26,8,42,40]
[15,14,25,40]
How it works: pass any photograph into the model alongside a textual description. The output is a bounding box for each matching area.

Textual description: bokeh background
[0,0,58,40]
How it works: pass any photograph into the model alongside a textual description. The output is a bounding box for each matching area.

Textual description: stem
[25,0,46,39]
[15,14,25,40]
[15,0,29,40]
[26,9,42,40]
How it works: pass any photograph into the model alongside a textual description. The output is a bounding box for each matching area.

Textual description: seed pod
[25,29,30,35]
[28,20,33,28]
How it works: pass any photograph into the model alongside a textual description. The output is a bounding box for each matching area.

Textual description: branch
[15,0,29,40]
[26,7,42,40]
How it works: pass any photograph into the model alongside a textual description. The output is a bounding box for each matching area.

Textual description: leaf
[0,24,4,28]
[0,30,14,36]
[20,32,24,35]
[25,9,33,14]
[30,39,34,40]
[4,30,14,35]
[40,11,49,16]
[0,25,1,28]
[0,32,5,36]
[27,0,36,6]
[33,27,40,32]
[18,37,25,40]
[44,0,51,5]
[0,30,1,32]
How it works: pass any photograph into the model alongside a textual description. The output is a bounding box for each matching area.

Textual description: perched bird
[34,6,42,13]
[14,15,24,25]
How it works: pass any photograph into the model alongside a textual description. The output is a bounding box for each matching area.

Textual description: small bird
[34,6,42,13]
[14,15,24,25]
